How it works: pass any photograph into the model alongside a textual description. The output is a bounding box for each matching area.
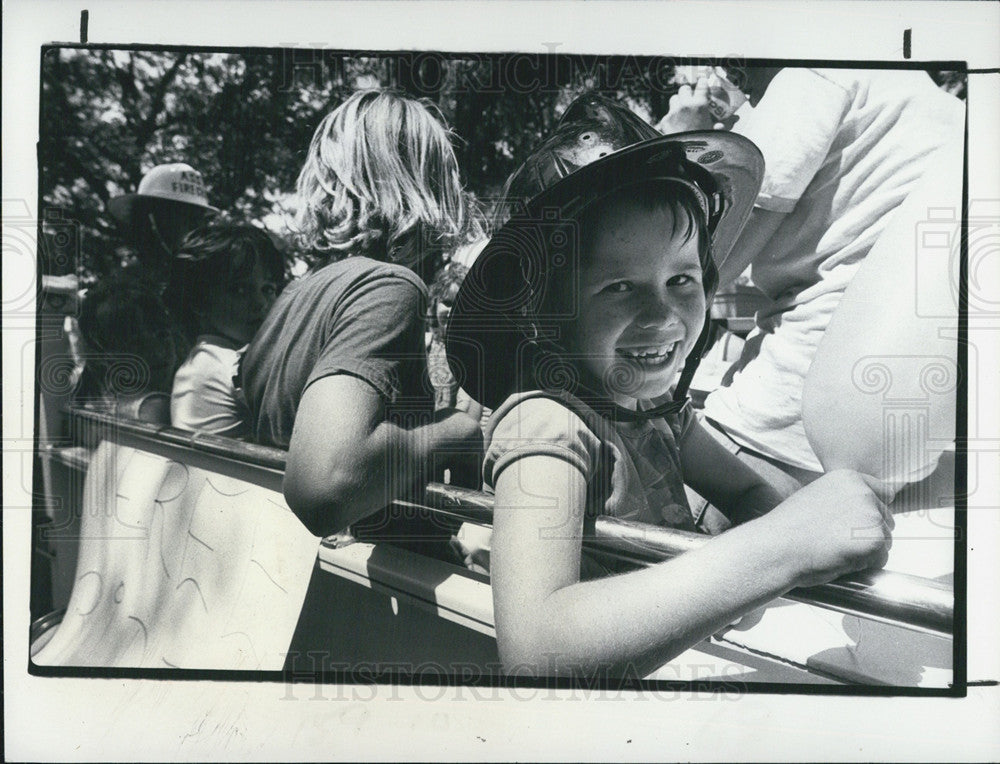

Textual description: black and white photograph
[5,1,999,760]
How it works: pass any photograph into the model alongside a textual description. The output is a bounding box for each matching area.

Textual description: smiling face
[566,196,707,406]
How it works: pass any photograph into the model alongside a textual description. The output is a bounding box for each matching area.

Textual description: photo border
[5,2,998,760]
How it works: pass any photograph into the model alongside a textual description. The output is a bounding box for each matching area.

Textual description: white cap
[108,163,218,224]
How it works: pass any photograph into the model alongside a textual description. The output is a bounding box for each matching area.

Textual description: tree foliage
[40,48,687,281]
[40,48,965,282]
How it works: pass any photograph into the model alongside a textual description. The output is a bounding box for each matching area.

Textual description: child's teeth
[623,342,677,359]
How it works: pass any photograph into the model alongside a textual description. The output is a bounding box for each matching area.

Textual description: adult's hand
[655,79,717,134]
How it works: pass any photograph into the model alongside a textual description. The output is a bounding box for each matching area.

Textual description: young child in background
[165,221,285,438]
[446,93,893,678]
[240,89,484,540]
[426,261,471,412]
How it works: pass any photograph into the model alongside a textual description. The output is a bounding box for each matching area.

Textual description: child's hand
[434,405,483,444]
[762,469,894,588]
[454,387,484,428]
[656,78,717,134]
[433,403,484,488]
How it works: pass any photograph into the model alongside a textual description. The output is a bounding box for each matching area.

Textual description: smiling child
[445,93,894,678]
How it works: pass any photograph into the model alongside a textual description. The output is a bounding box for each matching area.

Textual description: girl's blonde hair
[293,89,481,269]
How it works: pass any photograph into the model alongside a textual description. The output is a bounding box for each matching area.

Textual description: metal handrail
[63,406,288,469]
[424,484,954,638]
[60,406,954,638]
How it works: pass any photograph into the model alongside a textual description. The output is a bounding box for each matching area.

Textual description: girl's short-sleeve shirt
[240,256,432,448]
[482,390,699,531]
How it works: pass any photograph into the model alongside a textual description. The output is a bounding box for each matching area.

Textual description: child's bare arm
[492,455,891,677]
[679,419,783,524]
[283,373,481,536]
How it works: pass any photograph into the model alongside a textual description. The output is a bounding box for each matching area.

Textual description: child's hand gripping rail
[423,483,953,639]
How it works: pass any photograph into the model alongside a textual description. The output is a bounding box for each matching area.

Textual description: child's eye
[668,274,700,287]
[601,281,633,294]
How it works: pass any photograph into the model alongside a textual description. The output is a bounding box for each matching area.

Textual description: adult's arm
[715,207,787,292]
[716,69,850,291]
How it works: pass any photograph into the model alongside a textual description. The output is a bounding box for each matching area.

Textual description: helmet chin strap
[673,308,714,403]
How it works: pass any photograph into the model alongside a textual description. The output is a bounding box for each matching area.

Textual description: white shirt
[170,335,250,438]
[704,68,964,470]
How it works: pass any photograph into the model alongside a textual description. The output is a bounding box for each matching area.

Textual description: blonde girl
[241,89,483,539]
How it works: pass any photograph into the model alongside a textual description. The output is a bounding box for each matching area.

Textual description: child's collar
[563,379,690,423]
[611,397,690,423]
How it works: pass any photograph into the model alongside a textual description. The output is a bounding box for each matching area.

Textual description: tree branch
[63,149,112,205]
[112,53,140,122]
[135,53,188,150]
